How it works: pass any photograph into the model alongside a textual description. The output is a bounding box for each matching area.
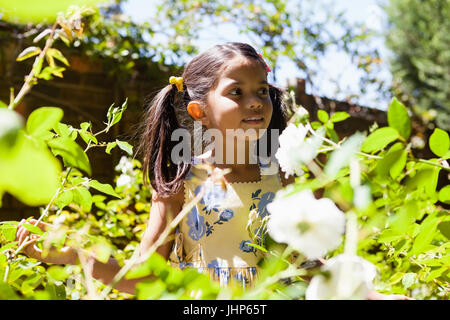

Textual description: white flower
[116,174,133,187]
[266,189,345,260]
[295,106,309,119]
[305,254,377,300]
[115,156,134,175]
[411,135,425,149]
[275,123,323,178]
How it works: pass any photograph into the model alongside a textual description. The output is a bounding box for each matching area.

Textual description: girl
[16,42,295,294]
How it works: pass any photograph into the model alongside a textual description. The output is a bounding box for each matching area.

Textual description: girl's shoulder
[151,183,185,217]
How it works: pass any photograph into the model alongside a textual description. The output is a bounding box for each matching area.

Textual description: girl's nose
[247,95,263,110]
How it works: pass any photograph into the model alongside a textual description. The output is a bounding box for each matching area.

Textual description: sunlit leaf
[48,137,91,175]
[429,128,449,158]
[387,97,411,140]
[361,127,399,153]
[116,139,133,156]
[16,46,41,62]
[0,131,61,206]
[88,180,120,198]
[26,107,63,139]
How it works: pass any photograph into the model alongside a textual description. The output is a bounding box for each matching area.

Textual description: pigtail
[257,84,288,158]
[138,84,191,198]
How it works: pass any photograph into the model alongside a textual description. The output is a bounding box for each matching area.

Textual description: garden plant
[0,5,449,300]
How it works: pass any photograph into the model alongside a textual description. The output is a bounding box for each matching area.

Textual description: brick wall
[0,36,176,220]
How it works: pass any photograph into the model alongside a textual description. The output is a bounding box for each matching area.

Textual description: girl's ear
[187,101,209,126]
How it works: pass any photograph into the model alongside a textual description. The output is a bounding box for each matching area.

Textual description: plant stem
[9,22,58,110]
[12,167,72,258]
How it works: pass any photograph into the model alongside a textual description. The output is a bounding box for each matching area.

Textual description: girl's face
[203,56,273,141]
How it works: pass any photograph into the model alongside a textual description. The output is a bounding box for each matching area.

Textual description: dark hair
[137,42,287,198]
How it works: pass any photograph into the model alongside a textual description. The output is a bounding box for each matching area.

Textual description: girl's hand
[16,219,50,260]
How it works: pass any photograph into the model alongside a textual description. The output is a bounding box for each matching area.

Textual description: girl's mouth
[242,117,264,125]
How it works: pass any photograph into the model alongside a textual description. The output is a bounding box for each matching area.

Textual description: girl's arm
[91,187,184,294]
[16,185,185,295]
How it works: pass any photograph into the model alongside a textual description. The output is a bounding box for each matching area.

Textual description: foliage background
[0,0,448,300]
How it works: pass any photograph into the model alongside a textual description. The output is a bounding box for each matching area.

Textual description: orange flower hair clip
[258,53,271,73]
[169,76,184,91]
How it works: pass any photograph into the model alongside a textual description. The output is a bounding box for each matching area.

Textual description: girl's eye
[229,88,241,95]
[259,87,269,95]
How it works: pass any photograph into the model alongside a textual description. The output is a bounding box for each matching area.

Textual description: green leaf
[361,127,399,153]
[0,223,18,241]
[387,97,411,140]
[116,139,133,156]
[310,121,321,130]
[23,223,43,236]
[88,180,121,198]
[330,111,350,123]
[105,141,117,154]
[126,253,168,279]
[317,109,329,123]
[0,282,20,300]
[376,142,407,179]
[389,272,404,285]
[92,242,112,264]
[37,66,65,80]
[429,128,450,157]
[48,137,91,175]
[325,126,339,143]
[136,279,166,300]
[0,100,8,108]
[54,190,73,209]
[425,267,446,282]
[79,130,98,145]
[16,46,41,61]
[47,266,69,281]
[46,48,69,66]
[388,202,418,234]
[72,187,92,212]
[438,185,450,204]
[106,98,128,128]
[80,122,91,131]
[54,122,70,138]
[26,107,63,138]
[0,130,61,206]
[32,56,44,75]
[410,216,439,256]
[245,242,268,253]
[437,221,450,240]
[0,241,18,252]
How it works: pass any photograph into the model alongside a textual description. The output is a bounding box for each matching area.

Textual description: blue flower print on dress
[197,183,228,215]
[206,221,214,236]
[249,189,275,219]
[179,261,194,269]
[213,209,234,225]
[186,206,206,241]
[208,259,231,284]
[239,240,257,255]
[257,191,275,218]
[234,267,257,286]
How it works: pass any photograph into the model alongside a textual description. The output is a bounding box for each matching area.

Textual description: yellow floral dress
[169,152,283,288]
